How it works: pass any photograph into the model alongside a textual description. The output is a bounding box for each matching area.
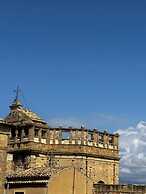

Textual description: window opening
[62,131,71,140]
[35,129,39,137]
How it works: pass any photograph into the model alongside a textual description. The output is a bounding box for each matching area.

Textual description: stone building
[93,184,146,194]
[0,120,9,194]
[0,95,145,194]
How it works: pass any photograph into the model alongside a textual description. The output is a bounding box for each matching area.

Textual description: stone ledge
[8,142,119,161]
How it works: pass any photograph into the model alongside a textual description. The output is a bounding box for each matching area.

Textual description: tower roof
[5,101,46,124]
[5,88,47,125]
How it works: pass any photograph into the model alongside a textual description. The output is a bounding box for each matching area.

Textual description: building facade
[0,120,9,194]
[0,96,145,194]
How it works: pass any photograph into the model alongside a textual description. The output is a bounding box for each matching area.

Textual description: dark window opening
[98,180,105,184]
[11,130,16,139]
[35,129,39,137]
[42,130,47,138]
[18,130,21,138]
[15,192,24,194]
[13,154,29,169]
[24,128,28,137]
[99,134,104,144]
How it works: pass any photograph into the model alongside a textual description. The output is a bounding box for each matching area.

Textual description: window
[34,129,39,137]
[13,154,25,168]
[99,133,104,144]
[109,135,113,145]
[42,130,47,138]
[15,192,25,194]
[13,154,29,169]
[24,128,28,137]
[98,180,105,184]
[61,131,71,140]
[18,130,21,138]
[11,129,16,138]
[88,132,94,142]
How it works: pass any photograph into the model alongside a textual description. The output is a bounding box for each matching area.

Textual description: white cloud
[117,121,146,184]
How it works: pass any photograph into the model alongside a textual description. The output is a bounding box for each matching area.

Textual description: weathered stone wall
[93,184,146,194]
[8,142,119,160]
[7,141,119,187]
[6,122,120,193]
[47,167,93,194]
[8,152,119,185]
[6,187,47,194]
[54,156,119,184]
[29,152,119,184]
[0,132,8,193]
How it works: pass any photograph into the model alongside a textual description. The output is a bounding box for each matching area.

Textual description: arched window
[98,180,105,184]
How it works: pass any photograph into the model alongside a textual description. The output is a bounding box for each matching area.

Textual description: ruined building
[0,95,146,194]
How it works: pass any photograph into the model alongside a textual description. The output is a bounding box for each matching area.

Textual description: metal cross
[13,85,21,101]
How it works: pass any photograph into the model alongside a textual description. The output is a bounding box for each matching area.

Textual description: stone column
[38,128,42,142]
[103,131,109,147]
[49,129,54,144]
[45,129,48,139]
[15,128,18,142]
[21,128,25,141]
[113,133,119,148]
[75,130,78,144]
[96,131,99,145]
[53,129,56,144]
[85,130,88,145]
[14,128,18,148]
[69,129,72,144]
[81,128,84,145]
[58,129,62,144]
[55,129,60,144]
[46,129,50,144]
[28,126,35,141]
[93,129,98,146]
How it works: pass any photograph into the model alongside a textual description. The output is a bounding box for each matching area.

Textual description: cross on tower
[13,85,21,102]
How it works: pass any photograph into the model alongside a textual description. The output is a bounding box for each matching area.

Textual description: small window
[88,132,94,142]
[35,129,39,137]
[24,129,28,137]
[109,135,113,145]
[62,131,71,140]
[98,180,105,184]
[99,134,104,144]
[15,192,25,194]
[42,130,46,138]
[18,130,21,138]
[11,130,16,138]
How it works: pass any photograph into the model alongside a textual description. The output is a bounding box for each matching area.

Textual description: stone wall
[8,142,119,160]
[0,131,9,193]
[7,153,119,184]
[55,156,119,184]
[93,184,146,194]
[8,147,119,184]
[6,187,47,194]
[6,125,120,192]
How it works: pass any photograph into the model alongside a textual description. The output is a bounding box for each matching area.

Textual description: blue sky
[0,0,146,131]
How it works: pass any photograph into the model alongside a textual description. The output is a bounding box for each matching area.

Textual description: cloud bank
[117,121,146,184]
